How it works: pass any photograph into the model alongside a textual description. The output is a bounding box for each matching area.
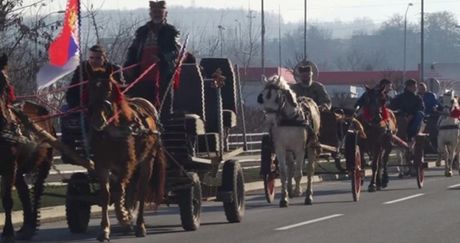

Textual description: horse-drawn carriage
[257,75,364,206]
[259,108,364,203]
[61,58,246,235]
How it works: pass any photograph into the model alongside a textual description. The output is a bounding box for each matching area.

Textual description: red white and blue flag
[36,0,80,89]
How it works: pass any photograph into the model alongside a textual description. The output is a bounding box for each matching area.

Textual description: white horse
[257,75,320,207]
[437,91,460,177]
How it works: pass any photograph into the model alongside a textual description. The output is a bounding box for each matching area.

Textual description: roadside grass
[0,186,66,213]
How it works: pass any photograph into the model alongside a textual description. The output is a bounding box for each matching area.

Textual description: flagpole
[76,0,90,159]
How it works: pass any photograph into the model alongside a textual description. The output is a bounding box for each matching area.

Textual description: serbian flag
[36,0,80,89]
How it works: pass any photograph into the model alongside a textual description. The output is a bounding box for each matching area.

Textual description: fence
[228,132,267,154]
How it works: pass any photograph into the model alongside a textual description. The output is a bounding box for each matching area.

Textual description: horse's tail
[146,144,167,208]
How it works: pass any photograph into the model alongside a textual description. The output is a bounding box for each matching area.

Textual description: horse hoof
[97,231,110,242]
[279,199,289,208]
[304,196,313,205]
[135,225,147,237]
[398,172,404,179]
[445,170,453,177]
[368,184,377,192]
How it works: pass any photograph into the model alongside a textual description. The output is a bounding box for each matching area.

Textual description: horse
[436,91,460,177]
[358,86,397,192]
[85,74,166,241]
[257,75,320,207]
[0,54,55,243]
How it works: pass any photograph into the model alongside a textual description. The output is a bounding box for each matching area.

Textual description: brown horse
[358,87,397,192]
[0,54,55,243]
[85,75,166,241]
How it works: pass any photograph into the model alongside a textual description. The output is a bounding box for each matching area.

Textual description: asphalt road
[28,167,460,243]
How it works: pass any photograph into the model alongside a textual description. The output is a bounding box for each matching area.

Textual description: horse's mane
[265,75,298,106]
[109,78,133,125]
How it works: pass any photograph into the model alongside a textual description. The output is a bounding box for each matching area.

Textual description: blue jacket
[421,92,441,115]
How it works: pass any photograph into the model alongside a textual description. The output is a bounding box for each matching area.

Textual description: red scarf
[7,84,16,104]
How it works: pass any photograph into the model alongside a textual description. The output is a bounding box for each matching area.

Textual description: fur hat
[150,1,166,9]
[294,60,318,83]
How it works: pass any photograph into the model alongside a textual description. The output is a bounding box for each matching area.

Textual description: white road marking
[448,184,460,189]
[383,193,424,205]
[274,214,344,231]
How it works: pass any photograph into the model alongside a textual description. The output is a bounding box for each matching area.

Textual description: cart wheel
[178,172,202,231]
[263,172,276,203]
[345,132,362,202]
[414,136,425,189]
[260,134,277,203]
[222,160,245,223]
[66,173,91,233]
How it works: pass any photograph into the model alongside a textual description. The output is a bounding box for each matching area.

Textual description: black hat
[150,1,166,9]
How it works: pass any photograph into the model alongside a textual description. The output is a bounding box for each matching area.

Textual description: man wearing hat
[124,0,180,119]
[290,60,331,111]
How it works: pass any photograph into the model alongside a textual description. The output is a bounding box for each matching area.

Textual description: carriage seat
[223,109,237,128]
[166,112,205,136]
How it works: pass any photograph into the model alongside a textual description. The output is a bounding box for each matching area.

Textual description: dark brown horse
[0,54,55,243]
[85,75,166,241]
[358,87,397,192]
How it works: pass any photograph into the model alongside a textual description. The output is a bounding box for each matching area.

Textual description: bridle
[261,86,299,121]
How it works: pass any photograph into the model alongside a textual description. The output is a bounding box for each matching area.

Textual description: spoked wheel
[178,172,202,231]
[260,134,278,203]
[345,132,362,202]
[221,160,245,223]
[263,172,276,203]
[414,135,425,189]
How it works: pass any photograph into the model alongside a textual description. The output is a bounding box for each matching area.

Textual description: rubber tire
[178,172,202,231]
[345,132,362,202]
[222,160,245,223]
[66,173,91,233]
[414,136,425,189]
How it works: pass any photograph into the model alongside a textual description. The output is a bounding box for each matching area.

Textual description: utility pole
[403,3,413,83]
[278,4,282,76]
[261,0,265,78]
[421,0,425,82]
[304,0,307,60]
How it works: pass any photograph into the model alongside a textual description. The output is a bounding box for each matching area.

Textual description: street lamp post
[403,3,413,83]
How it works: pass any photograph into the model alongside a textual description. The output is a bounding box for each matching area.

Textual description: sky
[23,0,460,24]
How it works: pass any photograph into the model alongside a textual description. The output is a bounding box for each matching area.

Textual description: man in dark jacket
[389,79,425,142]
[65,44,124,109]
[124,0,180,119]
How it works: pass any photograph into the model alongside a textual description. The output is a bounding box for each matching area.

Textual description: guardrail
[228,132,268,154]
